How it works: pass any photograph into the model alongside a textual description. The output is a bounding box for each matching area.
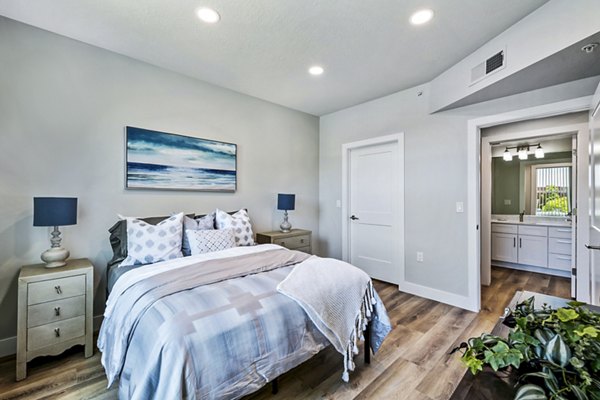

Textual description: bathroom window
[532,164,571,216]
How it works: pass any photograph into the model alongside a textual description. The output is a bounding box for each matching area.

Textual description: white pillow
[215,209,255,246]
[186,229,236,255]
[120,212,184,267]
[182,214,214,256]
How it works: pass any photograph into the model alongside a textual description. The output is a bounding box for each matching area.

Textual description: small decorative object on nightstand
[277,193,295,232]
[33,197,78,268]
[16,258,93,381]
[256,229,311,254]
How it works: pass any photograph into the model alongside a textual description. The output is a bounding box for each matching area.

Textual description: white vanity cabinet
[548,226,573,271]
[491,222,571,274]
[516,225,548,268]
[491,224,517,263]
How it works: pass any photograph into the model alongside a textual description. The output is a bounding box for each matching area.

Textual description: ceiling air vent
[470,49,506,86]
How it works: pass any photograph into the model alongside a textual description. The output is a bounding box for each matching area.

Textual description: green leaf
[556,308,579,322]
[567,300,587,307]
[574,326,599,338]
[545,334,571,367]
[534,329,554,345]
[570,356,585,369]
[514,384,547,400]
[570,385,590,400]
[463,356,483,375]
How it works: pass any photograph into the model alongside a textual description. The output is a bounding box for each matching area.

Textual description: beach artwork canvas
[126,127,237,192]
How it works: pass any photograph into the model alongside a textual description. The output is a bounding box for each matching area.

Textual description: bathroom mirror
[491,150,573,216]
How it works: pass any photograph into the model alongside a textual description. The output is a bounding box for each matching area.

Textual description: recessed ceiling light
[197,7,220,24]
[308,66,324,76]
[410,9,434,25]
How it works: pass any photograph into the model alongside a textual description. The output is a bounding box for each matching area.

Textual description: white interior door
[588,84,600,306]
[348,141,401,284]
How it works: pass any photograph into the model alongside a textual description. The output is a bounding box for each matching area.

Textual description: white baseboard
[0,314,105,358]
[399,281,478,312]
[492,261,571,278]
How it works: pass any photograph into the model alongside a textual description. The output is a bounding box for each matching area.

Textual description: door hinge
[572,267,577,276]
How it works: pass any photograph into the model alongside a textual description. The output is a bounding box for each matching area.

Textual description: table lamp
[277,193,295,233]
[33,197,78,268]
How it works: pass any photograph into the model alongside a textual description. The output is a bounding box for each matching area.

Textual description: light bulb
[518,148,528,160]
[535,145,544,159]
[503,149,512,161]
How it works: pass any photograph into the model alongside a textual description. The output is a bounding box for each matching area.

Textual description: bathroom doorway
[480,112,589,299]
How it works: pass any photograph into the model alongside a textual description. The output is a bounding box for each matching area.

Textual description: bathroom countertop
[491,219,572,228]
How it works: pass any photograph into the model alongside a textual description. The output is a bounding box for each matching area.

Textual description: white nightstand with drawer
[255,229,312,254]
[16,258,93,381]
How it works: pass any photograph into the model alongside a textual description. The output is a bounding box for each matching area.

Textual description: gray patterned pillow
[120,212,184,267]
[182,214,214,256]
[215,209,255,246]
[186,228,236,255]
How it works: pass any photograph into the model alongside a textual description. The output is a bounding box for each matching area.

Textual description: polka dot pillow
[120,212,184,267]
[186,228,236,255]
[215,209,255,246]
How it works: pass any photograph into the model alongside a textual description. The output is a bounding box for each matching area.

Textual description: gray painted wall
[319,79,597,298]
[0,18,319,342]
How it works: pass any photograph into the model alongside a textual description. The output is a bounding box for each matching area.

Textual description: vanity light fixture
[501,143,544,162]
[535,144,545,159]
[518,148,528,160]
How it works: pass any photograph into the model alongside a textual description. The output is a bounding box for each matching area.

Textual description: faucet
[519,211,525,222]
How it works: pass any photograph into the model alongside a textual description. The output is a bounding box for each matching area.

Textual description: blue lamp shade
[277,194,295,211]
[33,197,78,227]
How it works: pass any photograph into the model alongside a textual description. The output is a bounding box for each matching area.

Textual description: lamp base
[41,247,69,268]
[280,211,292,233]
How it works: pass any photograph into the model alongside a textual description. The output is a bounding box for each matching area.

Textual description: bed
[99,214,391,400]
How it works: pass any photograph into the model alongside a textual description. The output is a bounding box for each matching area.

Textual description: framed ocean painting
[125,127,237,192]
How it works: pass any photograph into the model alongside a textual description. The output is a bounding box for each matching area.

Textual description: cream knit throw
[277,255,376,382]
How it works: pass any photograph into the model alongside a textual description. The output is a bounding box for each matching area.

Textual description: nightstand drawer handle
[280,241,285,246]
[54,328,60,337]
[54,286,62,294]
[300,239,305,244]
[54,307,61,316]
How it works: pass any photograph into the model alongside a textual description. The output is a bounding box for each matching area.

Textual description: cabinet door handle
[513,237,516,247]
[556,240,571,244]
[54,328,60,337]
[585,244,600,250]
[54,307,61,316]
[54,286,62,294]
[556,229,571,232]
[556,256,571,260]
[519,238,522,248]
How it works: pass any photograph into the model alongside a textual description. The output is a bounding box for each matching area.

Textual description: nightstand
[256,229,312,254]
[16,258,94,381]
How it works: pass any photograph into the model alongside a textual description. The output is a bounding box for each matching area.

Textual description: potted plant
[452,297,600,400]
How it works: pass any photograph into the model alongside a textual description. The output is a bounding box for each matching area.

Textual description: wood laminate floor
[0,267,570,400]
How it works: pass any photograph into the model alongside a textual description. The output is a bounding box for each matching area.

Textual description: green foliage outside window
[539,185,569,215]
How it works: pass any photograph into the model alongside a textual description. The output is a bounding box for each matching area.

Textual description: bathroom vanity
[491,221,572,277]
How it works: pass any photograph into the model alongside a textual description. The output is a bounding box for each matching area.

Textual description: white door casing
[341,134,404,285]
[469,96,593,312]
[588,83,600,306]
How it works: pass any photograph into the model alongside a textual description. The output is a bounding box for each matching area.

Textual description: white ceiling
[0,0,548,116]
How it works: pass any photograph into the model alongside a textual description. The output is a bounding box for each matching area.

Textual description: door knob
[585,244,600,250]
[350,215,359,220]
